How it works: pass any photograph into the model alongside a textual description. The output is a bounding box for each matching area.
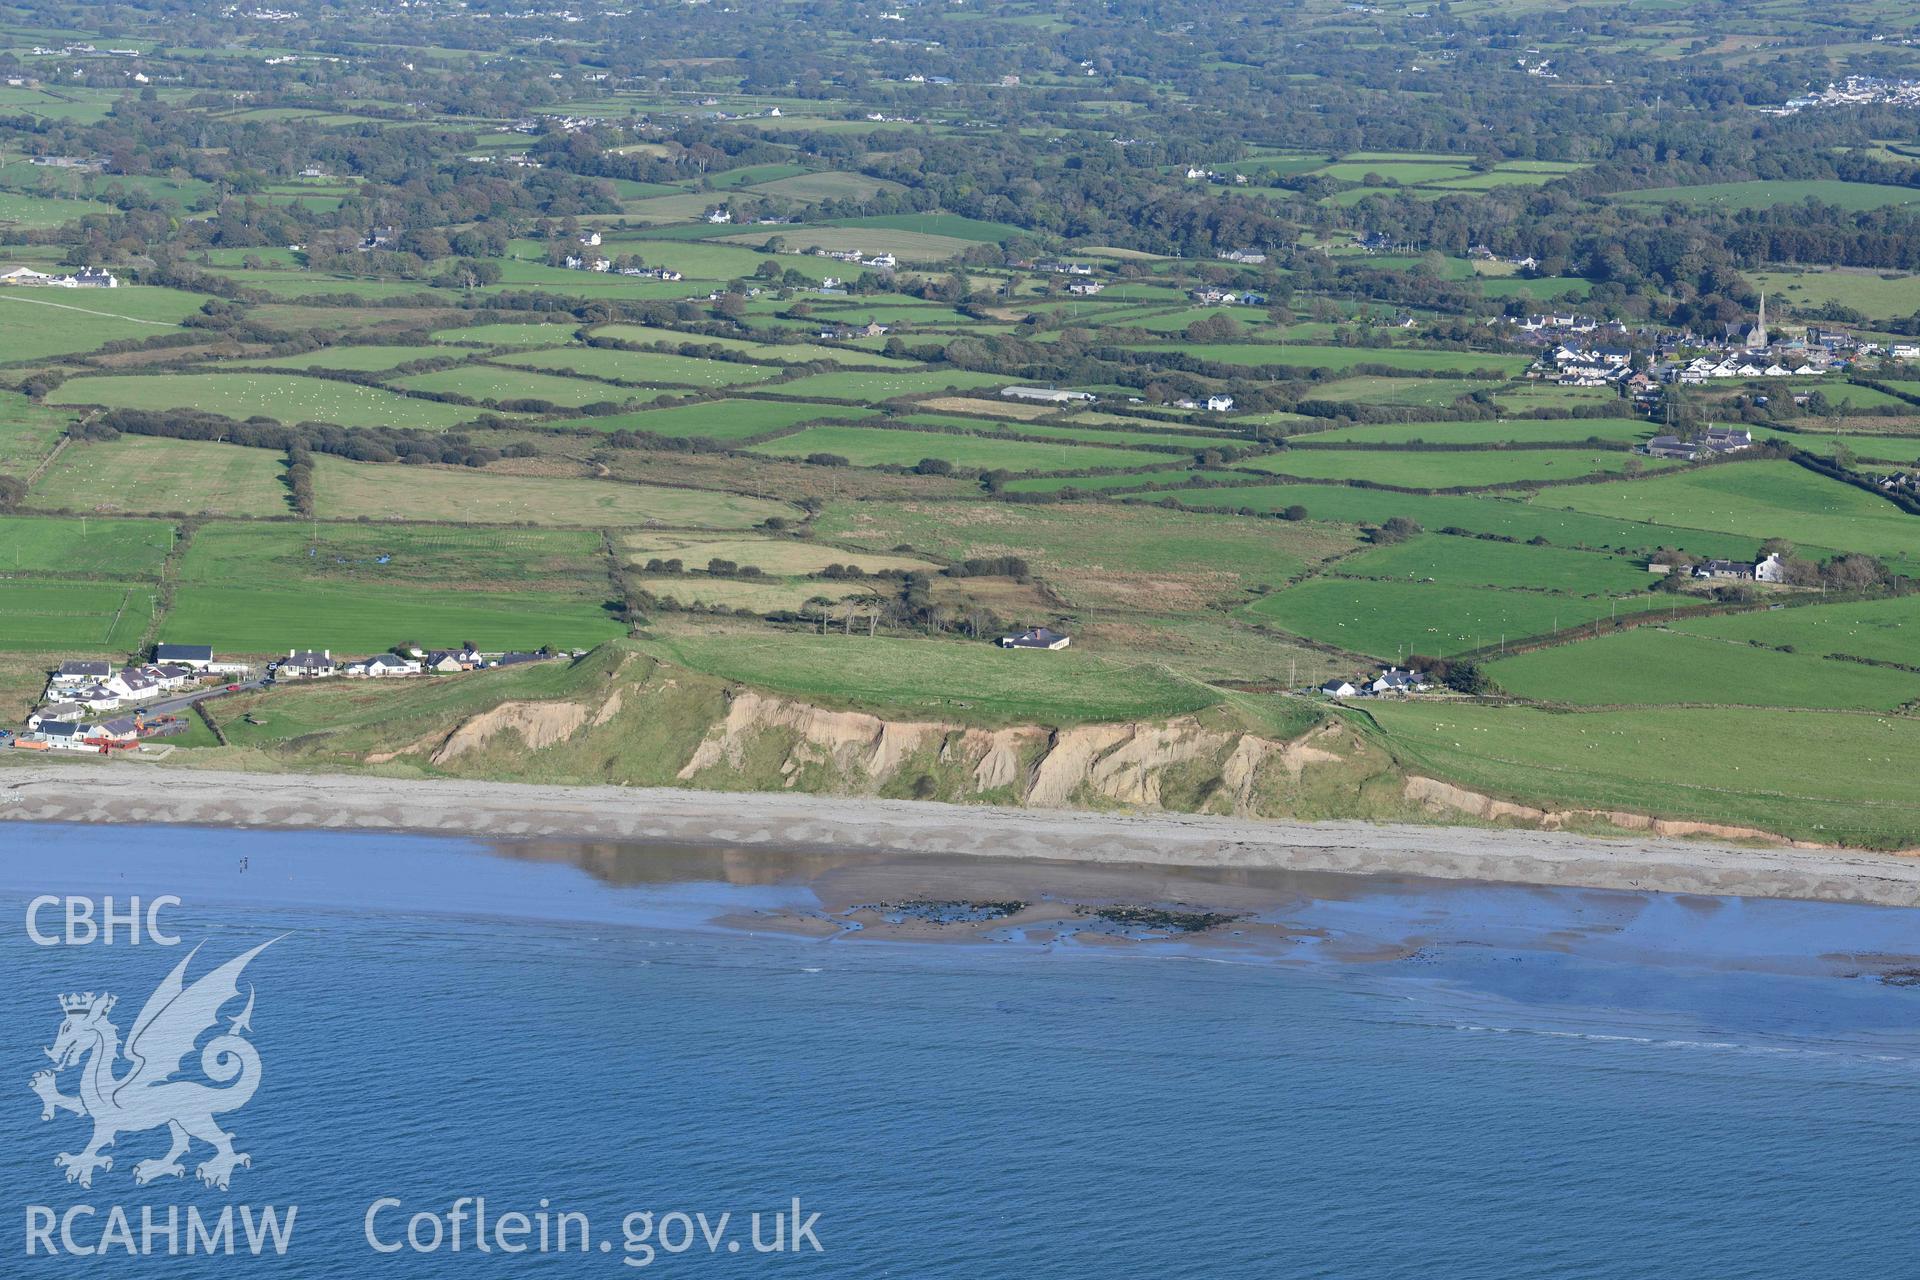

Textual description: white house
[1204,395,1235,412]
[346,654,422,678]
[51,660,112,687]
[277,649,337,679]
[999,626,1072,651]
[1320,679,1357,698]
[1755,552,1787,583]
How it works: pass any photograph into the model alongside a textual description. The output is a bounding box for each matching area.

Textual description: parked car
[226,684,242,692]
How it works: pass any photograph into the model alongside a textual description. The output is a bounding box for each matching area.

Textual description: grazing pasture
[1332,535,1653,594]
[1485,627,1920,710]
[1299,418,1653,446]
[773,368,1011,400]
[1536,461,1920,566]
[558,399,863,440]
[623,532,942,576]
[642,631,1219,727]
[312,456,801,527]
[432,322,581,346]
[750,425,1169,471]
[48,372,484,430]
[30,437,291,516]
[0,581,156,652]
[816,499,1355,608]
[1001,468,1204,493]
[1136,482,1804,561]
[0,515,174,578]
[179,522,609,593]
[221,344,454,373]
[167,583,626,654]
[1133,342,1532,376]
[1246,578,1660,658]
[1672,595,1920,667]
[494,347,783,387]
[1240,447,1675,487]
[0,286,209,362]
[388,365,630,408]
[1367,700,1920,847]
[1612,179,1920,212]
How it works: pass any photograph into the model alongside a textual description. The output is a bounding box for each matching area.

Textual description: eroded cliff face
[667,687,1360,814]
[352,658,1811,845]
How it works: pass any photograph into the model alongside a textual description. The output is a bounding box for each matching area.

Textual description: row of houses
[0,266,118,289]
[1321,667,1432,698]
[270,646,559,680]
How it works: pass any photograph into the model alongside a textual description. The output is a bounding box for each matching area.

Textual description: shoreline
[3,762,1919,908]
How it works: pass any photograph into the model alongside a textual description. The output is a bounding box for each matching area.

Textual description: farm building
[1001,386,1096,404]
[999,626,1072,650]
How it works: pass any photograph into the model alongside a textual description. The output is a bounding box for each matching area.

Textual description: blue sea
[2,822,1919,1277]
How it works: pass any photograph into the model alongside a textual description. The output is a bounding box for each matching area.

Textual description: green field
[589,325,915,366]
[1133,483,1772,559]
[558,399,862,440]
[0,515,174,577]
[30,437,291,517]
[624,532,941,576]
[1247,577,1660,658]
[388,365,632,408]
[167,583,626,654]
[0,580,156,652]
[1001,468,1203,493]
[641,631,1220,726]
[828,213,1024,242]
[1300,419,1653,446]
[48,373,485,430]
[1749,268,1920,321]
[816,499,1355,608]
[773,369,1007,400]
[1485,626,1920,710]
[1366,700,1920,847]
[0,286,209,362]
[179,522,610,593]
[0,391,73,472]
[1613,180,1920,213]
[747,171,905,203]
[432,322,582,346]
[1241,447,1674,488]
[313,456,801,527]
[494,347,783,387]
[751,425,1170,472]
[222,344,453,373]
[1304,376,1509,408]
[634,576,866,612]
[1134,343,1533,376]
[1534,461,1920,566]
[1670,594,1920,667]
[1332,534,1654,594]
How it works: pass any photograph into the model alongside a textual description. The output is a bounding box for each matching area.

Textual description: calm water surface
[1,822,1917,1277]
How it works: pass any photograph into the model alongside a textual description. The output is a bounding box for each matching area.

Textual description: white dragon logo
[29,940,276,1191]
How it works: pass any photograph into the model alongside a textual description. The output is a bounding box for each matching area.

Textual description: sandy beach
[4,760,1919,907]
